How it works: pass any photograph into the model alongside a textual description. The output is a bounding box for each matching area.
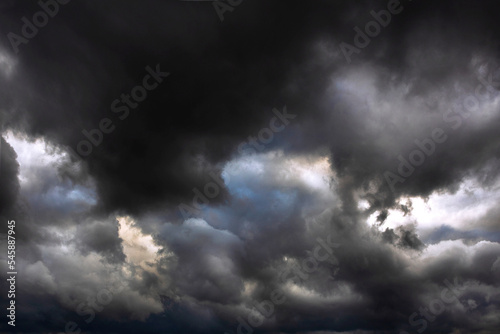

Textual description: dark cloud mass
[0,0,500,333]
[0,137,19,218]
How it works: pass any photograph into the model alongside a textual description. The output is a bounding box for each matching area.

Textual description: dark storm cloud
[148,151,494,334]
[382,224,425,250]
[1,0,497,218]
[2,1,500,334]
[73,217,125,263]
[267,0,500,222]
[0,136,19,218]
[0,0,351,217]
[0,0,498,219]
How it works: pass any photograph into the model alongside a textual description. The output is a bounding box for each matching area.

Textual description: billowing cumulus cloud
[0,1,499,334]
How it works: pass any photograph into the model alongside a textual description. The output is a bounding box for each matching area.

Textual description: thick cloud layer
[1,1,500,334]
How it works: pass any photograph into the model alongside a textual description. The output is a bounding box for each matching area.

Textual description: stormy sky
[0,0,500,333]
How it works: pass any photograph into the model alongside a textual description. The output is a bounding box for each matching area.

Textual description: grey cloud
[1,1,500,333]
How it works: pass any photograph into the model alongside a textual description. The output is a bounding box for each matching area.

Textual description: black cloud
[1,1,500,334]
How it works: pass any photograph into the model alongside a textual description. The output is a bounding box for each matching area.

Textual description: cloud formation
[1,1,500,333]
